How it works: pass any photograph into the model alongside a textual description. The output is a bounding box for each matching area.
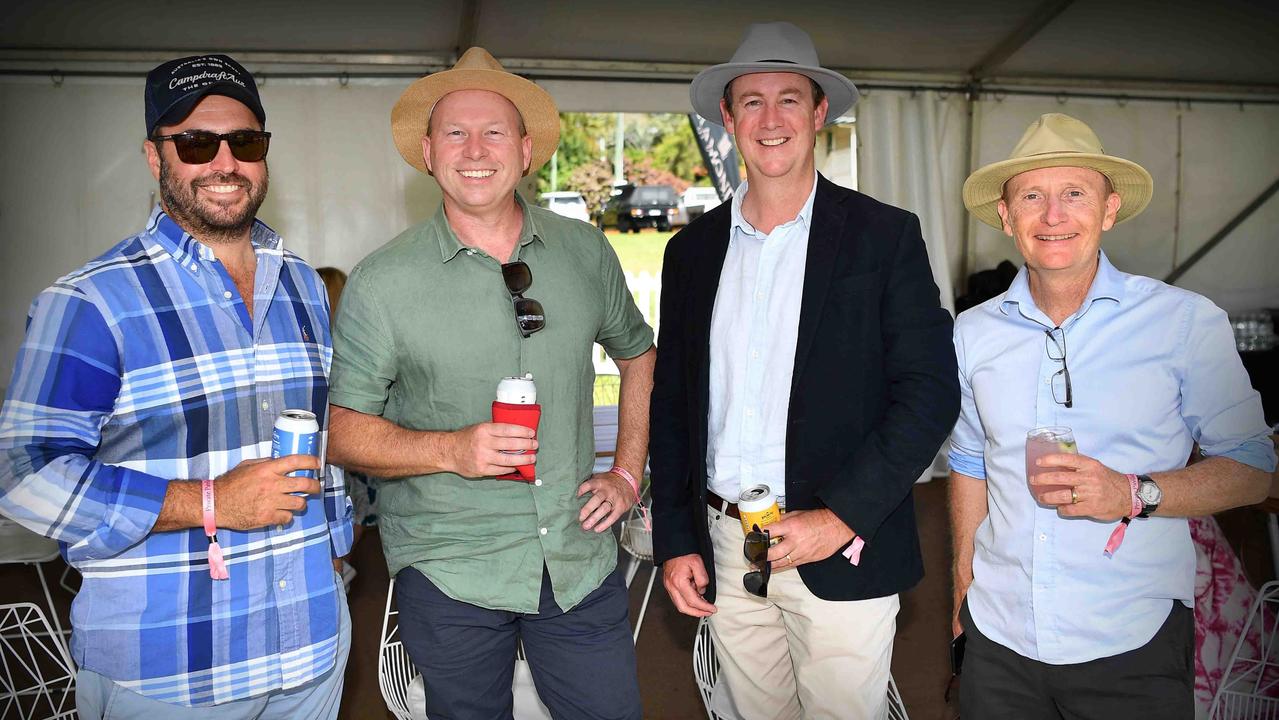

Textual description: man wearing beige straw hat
[326,48,652,719]
[949,113,1274,717]
[650,21,959,719]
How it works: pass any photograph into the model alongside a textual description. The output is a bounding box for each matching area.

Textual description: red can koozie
[492,374,539,482]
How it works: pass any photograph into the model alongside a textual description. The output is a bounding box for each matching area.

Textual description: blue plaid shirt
[0,207,352,706]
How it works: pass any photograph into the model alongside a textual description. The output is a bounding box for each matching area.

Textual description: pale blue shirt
[949,250,1275,664]
[706,175,818,508]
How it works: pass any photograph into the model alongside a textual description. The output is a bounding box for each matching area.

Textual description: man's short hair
[721,76,826,118]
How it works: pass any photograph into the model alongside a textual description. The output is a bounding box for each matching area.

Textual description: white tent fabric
[855,89,969,314]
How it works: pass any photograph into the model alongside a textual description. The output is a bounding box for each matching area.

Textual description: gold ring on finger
[1071,488,1079,504]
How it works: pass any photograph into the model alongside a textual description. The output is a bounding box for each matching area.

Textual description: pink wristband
[201,479,229,581]
[842,536,866,566]
[609,465,650,532]
[1103,474,1143,558]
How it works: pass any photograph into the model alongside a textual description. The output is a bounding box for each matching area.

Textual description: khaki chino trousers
[706,506,899,720]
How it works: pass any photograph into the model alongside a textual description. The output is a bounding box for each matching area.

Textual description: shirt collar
[145,205,281,275]
[432,192,546,263]
[1000,249,1127,324]
[729,172,818,239]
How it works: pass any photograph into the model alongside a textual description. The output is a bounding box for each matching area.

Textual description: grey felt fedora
[690,22,859,126]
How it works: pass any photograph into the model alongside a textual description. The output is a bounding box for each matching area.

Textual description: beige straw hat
[391,47,560,175]
[963,113,1153,229]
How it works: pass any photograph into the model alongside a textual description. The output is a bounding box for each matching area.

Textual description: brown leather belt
[706,490,740,519]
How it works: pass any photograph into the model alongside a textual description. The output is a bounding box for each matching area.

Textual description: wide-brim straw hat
[391,47,560,175]
[963,113,1153,229]
[690,21,858,126]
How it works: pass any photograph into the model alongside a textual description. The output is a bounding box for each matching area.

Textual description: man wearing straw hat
[650,21,959,719]
[949,112,1274,717]
[327,48,652,718]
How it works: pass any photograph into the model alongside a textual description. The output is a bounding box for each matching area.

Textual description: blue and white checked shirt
[0,207,352,706]
[949,251,1275,665]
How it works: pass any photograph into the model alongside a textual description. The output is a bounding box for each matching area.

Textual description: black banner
[689,114,741,202]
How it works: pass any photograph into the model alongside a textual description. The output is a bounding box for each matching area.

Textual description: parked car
[600,184,680,233]
[672,186,724,226]
[538,191,591,224]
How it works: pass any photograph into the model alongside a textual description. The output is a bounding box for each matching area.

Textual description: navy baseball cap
[145,54,265,136]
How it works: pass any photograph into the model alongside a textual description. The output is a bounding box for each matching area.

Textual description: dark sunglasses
[500,261,546,338]
[743,524,771,598]
[151,130,272,165]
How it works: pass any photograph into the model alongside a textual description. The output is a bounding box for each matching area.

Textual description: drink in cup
[1025,426,1077,502]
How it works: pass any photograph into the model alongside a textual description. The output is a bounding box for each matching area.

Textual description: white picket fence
[594,270,661,375]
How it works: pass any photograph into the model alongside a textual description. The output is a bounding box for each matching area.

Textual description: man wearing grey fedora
[650,21,959,719]
[949,113,1274,717]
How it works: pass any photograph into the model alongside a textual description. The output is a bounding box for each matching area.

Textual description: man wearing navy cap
[0,54,352,717]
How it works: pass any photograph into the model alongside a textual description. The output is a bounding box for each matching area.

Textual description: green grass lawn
[603,228,672,277]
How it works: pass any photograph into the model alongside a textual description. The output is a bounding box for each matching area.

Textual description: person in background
[949,112,1274,718]
[0,54,351,718]
[318,266,378,592]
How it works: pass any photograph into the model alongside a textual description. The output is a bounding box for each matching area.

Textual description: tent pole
[1164,176,1279,285]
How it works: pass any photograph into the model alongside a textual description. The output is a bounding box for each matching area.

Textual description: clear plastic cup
[1025,426,1077,502]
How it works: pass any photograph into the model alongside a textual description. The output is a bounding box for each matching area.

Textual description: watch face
[1138,480,1162,504]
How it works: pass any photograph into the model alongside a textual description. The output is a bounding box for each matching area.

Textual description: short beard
[158,154,268,244]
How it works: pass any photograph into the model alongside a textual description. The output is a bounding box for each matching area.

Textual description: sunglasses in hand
[743,524,771,598]
[151,130,272,165]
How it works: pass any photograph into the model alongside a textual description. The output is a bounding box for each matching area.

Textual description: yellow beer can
[738,484,781,535]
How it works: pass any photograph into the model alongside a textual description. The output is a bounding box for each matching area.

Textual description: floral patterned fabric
[1191,515,1270,717]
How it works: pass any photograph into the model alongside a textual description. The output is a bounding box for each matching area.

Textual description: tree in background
[538,112,705,197]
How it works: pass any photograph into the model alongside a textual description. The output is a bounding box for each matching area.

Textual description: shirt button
[466,249,475,256]
[539,527,548,536]
[534,478,543,487]
[261,400,270,411]
[750,350,759,359]
[189,262,198,271]
[223,290,233,299]
[1039,534,1047,541]
[745,408,755,417]
[278,580,287,589]
[277,525,285,532]
[755,291,765,300]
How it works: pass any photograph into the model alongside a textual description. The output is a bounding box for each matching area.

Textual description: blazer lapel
[791,176,846,394]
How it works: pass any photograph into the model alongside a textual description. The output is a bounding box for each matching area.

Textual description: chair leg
[632,563,658,644]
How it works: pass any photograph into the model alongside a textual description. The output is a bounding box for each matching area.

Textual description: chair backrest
[378,578,419,720]
[692,616,911,720]
[1209,579,1279,719]
[0,602,76,720]
[692,618,720,720]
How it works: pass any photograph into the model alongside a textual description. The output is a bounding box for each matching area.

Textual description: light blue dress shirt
[949,250,1275,665]
[706,175,818,508]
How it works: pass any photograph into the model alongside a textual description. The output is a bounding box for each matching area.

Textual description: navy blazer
[649,174,960,602]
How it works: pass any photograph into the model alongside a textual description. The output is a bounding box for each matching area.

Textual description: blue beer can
[271,409,319,478]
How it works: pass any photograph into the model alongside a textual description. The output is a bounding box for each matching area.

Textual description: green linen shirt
[329,195,653,612]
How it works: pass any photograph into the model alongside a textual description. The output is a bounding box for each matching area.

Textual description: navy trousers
[395,564,642,720]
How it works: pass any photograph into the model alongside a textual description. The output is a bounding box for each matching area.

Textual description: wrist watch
[1136,474,1162,518]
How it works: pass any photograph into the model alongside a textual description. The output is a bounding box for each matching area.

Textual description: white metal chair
[1210,579,1279,718]
[692,617,910,719]
[0,602,76,720]
[619,497,658,644]
[377,578,552,720]
[0,518,75,662]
